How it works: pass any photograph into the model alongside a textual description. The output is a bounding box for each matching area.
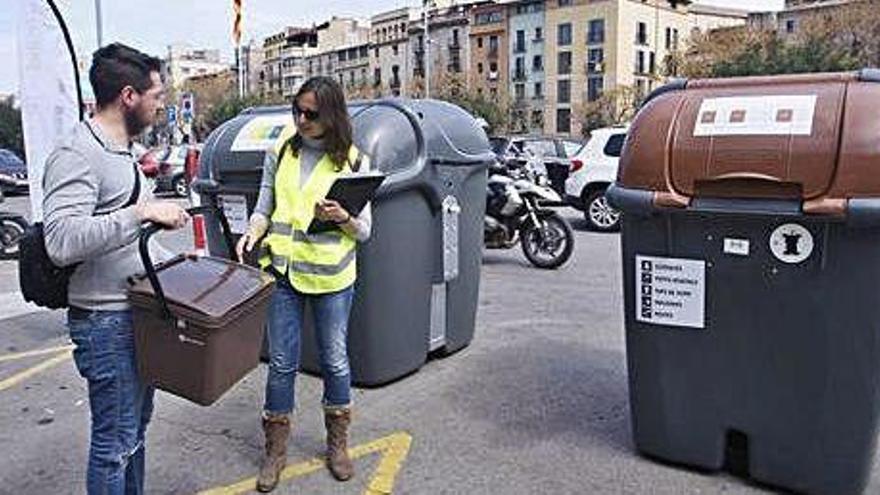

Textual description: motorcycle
[0,175,28,260]
[484,151,574,269]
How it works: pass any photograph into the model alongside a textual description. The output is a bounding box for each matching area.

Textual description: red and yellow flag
[233,0,242,45]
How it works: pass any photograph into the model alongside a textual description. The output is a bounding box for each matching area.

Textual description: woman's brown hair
[287,76,354,171]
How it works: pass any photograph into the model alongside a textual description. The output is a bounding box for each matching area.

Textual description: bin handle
[137,205,235,320]
[349,99,443,210]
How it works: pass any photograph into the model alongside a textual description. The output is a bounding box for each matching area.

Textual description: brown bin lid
[618,71,880,209]
[128,256,275,325]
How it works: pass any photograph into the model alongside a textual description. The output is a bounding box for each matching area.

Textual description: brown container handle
[138,205,235,320]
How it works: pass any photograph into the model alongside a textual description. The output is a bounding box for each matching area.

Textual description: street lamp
[94,0,103,47]
[423,0,434,99]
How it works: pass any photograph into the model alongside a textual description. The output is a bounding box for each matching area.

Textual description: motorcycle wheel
[0,216,28,260]
[520,211,574,269]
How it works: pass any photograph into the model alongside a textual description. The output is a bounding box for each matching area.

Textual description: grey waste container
[607,70,880,495]
[194,99,494,386]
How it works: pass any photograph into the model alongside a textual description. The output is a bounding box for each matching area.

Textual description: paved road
[0,194,877,494]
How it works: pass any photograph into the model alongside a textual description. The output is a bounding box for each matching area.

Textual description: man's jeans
[264,277,355,414]
[68,308,154,495]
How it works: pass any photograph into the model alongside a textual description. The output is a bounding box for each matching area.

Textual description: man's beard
[124,105,151,137]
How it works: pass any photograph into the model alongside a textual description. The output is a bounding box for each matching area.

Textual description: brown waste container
[606,69,880,495]
[128,206,274,406]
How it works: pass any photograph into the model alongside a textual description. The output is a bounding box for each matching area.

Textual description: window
[603,134,627,158]
[478,37,484,49]
[588,19,605,44]
[534,82,543,98]
[374,68,382,86]
[665,27,673,50]
[374,47,380,58]
[490,62,498,73]
[558,23,572,46]
[673,29,679,50]
[535,27,543,41]
[557,80,571,104]
[475,12,503,25]
[649,52,656,75]
[533,55,543,71]
[515,57,525,79]
[515,30,526,52]
[531,110,543,129]
[588,76,604,102]
[556,109,571,134]
[489,35,500,53]
[559,0,572,6]
[588,48,604,73]
[635,50,645,74]
[786,19,796,33]
[558,51,572,75]
[515,83,526,100]
[452,29,460,47]
[636,22,648,45]
[478,62,484,74]
[360,46,369,58]
[393,45,399,56]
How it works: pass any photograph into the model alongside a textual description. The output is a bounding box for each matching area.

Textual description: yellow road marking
[0,351,72,392]
[196,431,413,495]
[0,344,74,363]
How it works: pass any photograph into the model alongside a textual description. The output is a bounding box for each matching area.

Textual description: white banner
[17,0,81,222]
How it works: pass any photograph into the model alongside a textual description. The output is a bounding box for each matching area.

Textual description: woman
[236,76,372,493]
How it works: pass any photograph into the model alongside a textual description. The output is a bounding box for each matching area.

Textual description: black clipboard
[307,173,386,234]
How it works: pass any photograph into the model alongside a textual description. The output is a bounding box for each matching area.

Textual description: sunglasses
[293,105,320,122]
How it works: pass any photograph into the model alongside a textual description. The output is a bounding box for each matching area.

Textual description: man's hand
[315,199,351,224]
[135,201,190,230]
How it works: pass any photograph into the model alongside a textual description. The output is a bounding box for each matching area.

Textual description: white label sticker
[230,114,292,152]
[219,195,249,235]
[636,255,706,329]
[694,95,817,137]
[769,223,814,264]
[723,238,750,256]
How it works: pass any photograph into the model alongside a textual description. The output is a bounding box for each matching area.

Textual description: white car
[564,125,629,232]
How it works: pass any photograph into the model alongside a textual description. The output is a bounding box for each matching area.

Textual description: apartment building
[508,0,547,133]
[749,0,858,37]
[371,7,414,97]
[163,45,229,91]
[469,2,509,100]
[409,3,474,97]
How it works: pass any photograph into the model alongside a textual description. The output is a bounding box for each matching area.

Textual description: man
[43,43,189,495]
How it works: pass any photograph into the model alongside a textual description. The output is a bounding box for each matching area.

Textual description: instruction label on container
[636,255,705,329]
[219,195,249,234]
[693,95,817,137]
[230,114,292,152]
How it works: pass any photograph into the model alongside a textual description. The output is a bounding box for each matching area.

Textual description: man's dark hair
[89,43,162,108]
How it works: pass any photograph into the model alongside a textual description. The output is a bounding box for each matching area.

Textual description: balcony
[448,40,461,51]
[512,70,527,82]
[487,71,499,81]
[488,47,499,59]
[390,78,402,89]
[513,43,526,54]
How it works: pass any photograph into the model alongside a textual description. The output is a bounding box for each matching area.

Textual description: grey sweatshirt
[43,119,169,312]
[252,135,372,242]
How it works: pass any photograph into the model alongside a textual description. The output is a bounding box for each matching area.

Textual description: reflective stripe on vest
[258,129,360,294]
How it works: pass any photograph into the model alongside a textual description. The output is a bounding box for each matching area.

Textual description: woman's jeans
[264,276,355,415]
[68,308,154,495]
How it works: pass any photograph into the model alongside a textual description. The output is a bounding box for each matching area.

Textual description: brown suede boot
[324,406,354,481]
[256,414,291,492]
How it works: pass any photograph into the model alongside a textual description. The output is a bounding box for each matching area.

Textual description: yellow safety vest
[258,129,362,294]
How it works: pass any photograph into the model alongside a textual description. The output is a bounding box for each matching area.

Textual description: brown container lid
[128,256,275,328]
[617,70,880,214]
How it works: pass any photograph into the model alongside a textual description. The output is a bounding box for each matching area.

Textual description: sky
[0,0,785,95]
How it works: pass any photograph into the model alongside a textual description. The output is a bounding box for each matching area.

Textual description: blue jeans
[264,276,355,414]
[68,309,155,495]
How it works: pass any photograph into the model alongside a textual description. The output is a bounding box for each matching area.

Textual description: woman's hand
[315,199,351,224]
[236,215,269,263]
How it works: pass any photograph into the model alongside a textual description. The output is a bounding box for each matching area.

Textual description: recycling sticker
[769,223,814,264]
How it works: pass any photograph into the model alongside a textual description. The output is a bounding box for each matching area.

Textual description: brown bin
[128,206,274,406]
[607,69,880,495]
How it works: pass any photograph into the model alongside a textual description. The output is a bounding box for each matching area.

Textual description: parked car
[491,136,584,197]
[564,126,629,232]
[0,149,29,195]
[154,145,197,197]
